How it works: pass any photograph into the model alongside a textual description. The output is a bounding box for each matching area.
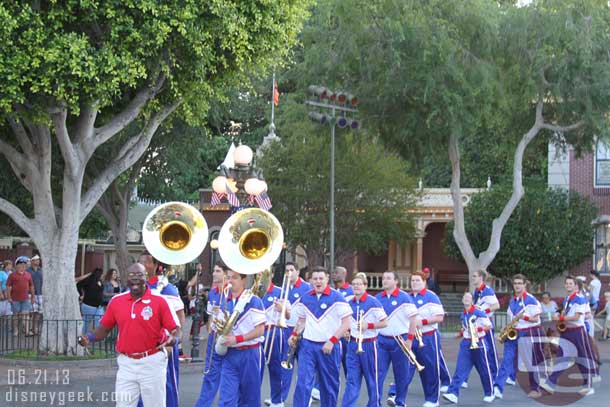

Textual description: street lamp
[306,85,359,273]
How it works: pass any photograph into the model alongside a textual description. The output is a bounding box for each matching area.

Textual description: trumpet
[556,309,567,333]
[395,335,424,372]
[356,308,365,354]
[281,329,302,369]
[467,315,480,350]
[499,309,525,343]
[415,326,425,347]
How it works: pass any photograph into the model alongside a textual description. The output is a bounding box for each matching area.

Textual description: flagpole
[270,70,276,137]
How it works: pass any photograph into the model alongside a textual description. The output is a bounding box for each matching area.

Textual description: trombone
[395,334,425,372]
[263,270,291,364]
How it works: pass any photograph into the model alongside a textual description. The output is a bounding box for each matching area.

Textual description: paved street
[1,337,608,407]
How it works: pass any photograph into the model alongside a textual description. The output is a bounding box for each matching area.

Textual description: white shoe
[506,378,516,386]
[311,388,320,401]
[270,404,284,407]
[461,382,468,389]
[593,375,602,384]
[423,402,439,407]
[442,393,458,404]
[579,388,595,396]
[483,395,495,403]
[308,398,313,407]
[264,399,271,407]
[440,386,449,393]
[493,387,503,399]
[387,395,396,407]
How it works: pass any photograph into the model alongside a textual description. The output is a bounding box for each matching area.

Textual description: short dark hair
[542,291,551,297]
[590,270,600,278]
[383,270,399,280]
[214,260,227,271]
[565,275,576,284]
[311,266,328,276]
[512,273,526,283]
[286,261,296,268]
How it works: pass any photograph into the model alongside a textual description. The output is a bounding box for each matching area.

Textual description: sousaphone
[142,202,208,265]
[218,208,284,275]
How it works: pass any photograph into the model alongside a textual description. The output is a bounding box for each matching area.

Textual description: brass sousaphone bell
[142,202,209,265]
[218,208,284,275]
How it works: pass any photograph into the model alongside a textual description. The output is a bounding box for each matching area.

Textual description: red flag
[273,81,279,106]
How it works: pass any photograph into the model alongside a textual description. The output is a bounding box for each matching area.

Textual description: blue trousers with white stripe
[261,327,292,404]
[218,345,263,407]
[137,342,179,407]
[462,328,499,386]
[195,333,224,407]
[447,338,494,397]
[377,335,414,407]
[547,326,596,388]
[437,334,451,387]
[495,327,545,393]
[413,330,442,403]
[341,339,382,407]
[294,339,341,407]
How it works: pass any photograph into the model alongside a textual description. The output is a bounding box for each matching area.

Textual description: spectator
[423,267,440,293]
[540,291,558,335]
[27,254,43,335]
[6,256,35,336]
[76,267,105,335]
[589,270,602,312]
[102,268,121,308]
[595,292,610,340]
[0,262,11,317]
[3,260,13,275]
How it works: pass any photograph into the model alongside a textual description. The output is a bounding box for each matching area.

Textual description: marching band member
[460,270,500,389]
[442,292,495,404]
[411,271,445,407]
[260,271,291,407]
[333,266,354,379]
[290,266,352,407]
[341,272,388,407]
[217,268,266,407]
[376,271,418,407]
[540,276,596,396]
[195,262,228,407]
[494,274,545,399]
[139,252,184,407]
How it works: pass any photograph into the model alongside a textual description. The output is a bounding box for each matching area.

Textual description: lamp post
[306,86,359,273]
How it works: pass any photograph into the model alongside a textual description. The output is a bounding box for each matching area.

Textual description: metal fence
[439,311,510,333]
[0,316,117,359]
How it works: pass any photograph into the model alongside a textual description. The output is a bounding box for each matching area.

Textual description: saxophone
[498,309,526,343]
[214,289,254,356]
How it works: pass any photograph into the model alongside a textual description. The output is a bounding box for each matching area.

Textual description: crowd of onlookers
[0,255,43,336]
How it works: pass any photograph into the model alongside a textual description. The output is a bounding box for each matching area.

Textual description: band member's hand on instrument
[288,334,298,347]
[273,298,285,313]
[222,335,237,347]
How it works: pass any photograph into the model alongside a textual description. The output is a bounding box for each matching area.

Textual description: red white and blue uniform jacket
[349,292,387,340]
[376,288,418,336]
[293,285,351,342]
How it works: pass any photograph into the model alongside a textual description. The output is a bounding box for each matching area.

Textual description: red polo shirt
[100,287,178,354]
[6,271,33,302]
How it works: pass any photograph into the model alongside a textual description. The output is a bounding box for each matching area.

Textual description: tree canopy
[444,184,598,284]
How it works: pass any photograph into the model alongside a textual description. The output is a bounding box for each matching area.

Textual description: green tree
[0,1,310,354]
[444,185,598,285]
[258,94,418,265]
[290,0,610,286]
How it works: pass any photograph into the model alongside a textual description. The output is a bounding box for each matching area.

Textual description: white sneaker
[461,382,468,389]
[493,387,503,399]
[308,397,313,407]
[423,402,439,407]
[442,393,458,404]
[579,388,595,396]
[440,386,449,393]
[506,378,516,386]
[311,388,320,401]
[270,404,284,407]
[483,395,495,403]
[264,399,271,407]
[387,395,396,407]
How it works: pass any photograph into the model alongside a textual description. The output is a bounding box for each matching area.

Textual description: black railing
[0,316,117,359]
[438,311,510,333]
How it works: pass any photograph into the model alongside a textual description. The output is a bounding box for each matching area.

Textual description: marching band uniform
[145,275,183,407]
[376,288,418,407]
[195,284,226,407]
[217,289,266,407]
[412,288,445,407]
[260,284,288,407]
[341,292,387,407]
[292,285,352,407]
[541,291,595,395]
[337,282,354,377]
[494,291,544,397]
[442,306,495,403]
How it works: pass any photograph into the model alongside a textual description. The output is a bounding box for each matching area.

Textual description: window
[595,222,610,274]
[595,138,610,187]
